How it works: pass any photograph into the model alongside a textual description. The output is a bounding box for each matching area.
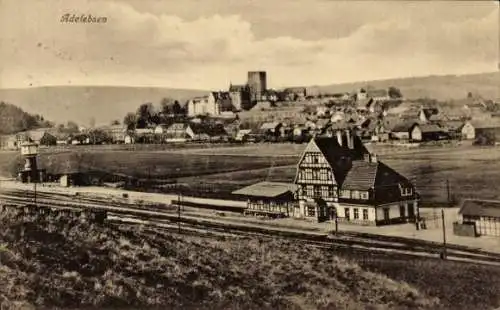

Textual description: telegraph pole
[334,211,338,234]
[177,191,181,233]
[441,208,447,260]
[446,179,450,204]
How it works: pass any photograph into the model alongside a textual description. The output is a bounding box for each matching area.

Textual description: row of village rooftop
[2,103,500,149]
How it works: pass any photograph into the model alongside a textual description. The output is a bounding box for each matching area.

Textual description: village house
[187,91,235,117]
[15,128,57,147]
[261,90,279,102]
[189,122,228,142]
[461,121,476,140]
[470,120,500,144]
[134,127,155,143]
[166,123,194,142]
[0,134,18,150]
[229,84,251,111]
[233,182,298,218]
[441,121,465,140]
[356,118,385,142]
[258,122,284,140]
[293,124,308,138]
[367,89,390,102]
[410,124,449,142]
[294,133,419,225]
[457,199,500,237]
[235,129,252,142]
[153,124,169,135]
[283,87,307,101]
[218,118,240,139]
[100,124,128,144]
[330,111,346,123]
[389,122,416,141]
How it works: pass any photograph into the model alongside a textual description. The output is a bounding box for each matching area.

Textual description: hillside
[0,86,208,126]
[307,71,500,100]
[0,102,53,135]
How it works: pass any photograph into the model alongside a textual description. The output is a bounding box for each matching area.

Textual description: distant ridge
[307,71,500,101]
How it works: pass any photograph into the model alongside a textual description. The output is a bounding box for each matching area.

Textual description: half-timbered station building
[458,199,500,237]
[232,181,298,218]
[294,131,419,225]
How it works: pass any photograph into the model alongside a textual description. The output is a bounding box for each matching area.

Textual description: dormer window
[399,184,413,197]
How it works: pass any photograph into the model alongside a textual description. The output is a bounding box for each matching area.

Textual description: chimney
[370,153,378,163]
[345,129,354,149]
[336,130,343,146]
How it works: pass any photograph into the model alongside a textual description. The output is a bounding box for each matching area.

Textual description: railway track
[1,188,500,266]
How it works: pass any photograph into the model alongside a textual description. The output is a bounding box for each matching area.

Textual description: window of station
[353,208,359,219]
[363,209,369,220]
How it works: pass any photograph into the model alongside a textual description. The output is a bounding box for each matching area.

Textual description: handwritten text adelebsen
[60,13,107,23]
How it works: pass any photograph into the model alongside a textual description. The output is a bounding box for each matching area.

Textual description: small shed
[390,122,416,141]
[232,182,298,218]
[458,199,500,237]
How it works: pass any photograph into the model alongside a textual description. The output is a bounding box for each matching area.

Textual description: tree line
[123,98,187,130]
[0,102,54,135]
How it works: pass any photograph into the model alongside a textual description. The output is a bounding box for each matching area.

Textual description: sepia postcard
[0,0,499,309]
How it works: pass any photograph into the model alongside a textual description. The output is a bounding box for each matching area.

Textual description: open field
[0,149,298,181]
[1,211,500,310]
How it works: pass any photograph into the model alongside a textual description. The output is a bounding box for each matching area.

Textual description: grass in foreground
[1,211,500,310]
[0,210,445,310]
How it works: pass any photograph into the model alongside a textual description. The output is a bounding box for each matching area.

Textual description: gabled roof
[313,135,369,163]
[232,182,298,198]
[391,122,416,132]
[190,122,227,136]
[459,199,500,218]
[341,160,412,191]
[419,124,445,133]
[342,160,378,190]
[441,121,464,131]
[168,122,188,131]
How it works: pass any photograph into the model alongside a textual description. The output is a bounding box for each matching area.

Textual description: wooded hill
[0,101,53,135]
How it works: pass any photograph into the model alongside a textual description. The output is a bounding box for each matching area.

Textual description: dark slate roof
[314,135,369,163]
[442,121,464,130]
[459,199,500,218]
[391,122,415,132]
[232,182,298,198]
[341,160,412,191]
[342,160,378,190]
[190,122,227,136]
[419,124,445,133]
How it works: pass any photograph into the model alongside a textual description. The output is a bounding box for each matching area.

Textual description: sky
[0,0,498,90]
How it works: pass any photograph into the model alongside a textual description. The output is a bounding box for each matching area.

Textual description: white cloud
[0,0,497,89]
